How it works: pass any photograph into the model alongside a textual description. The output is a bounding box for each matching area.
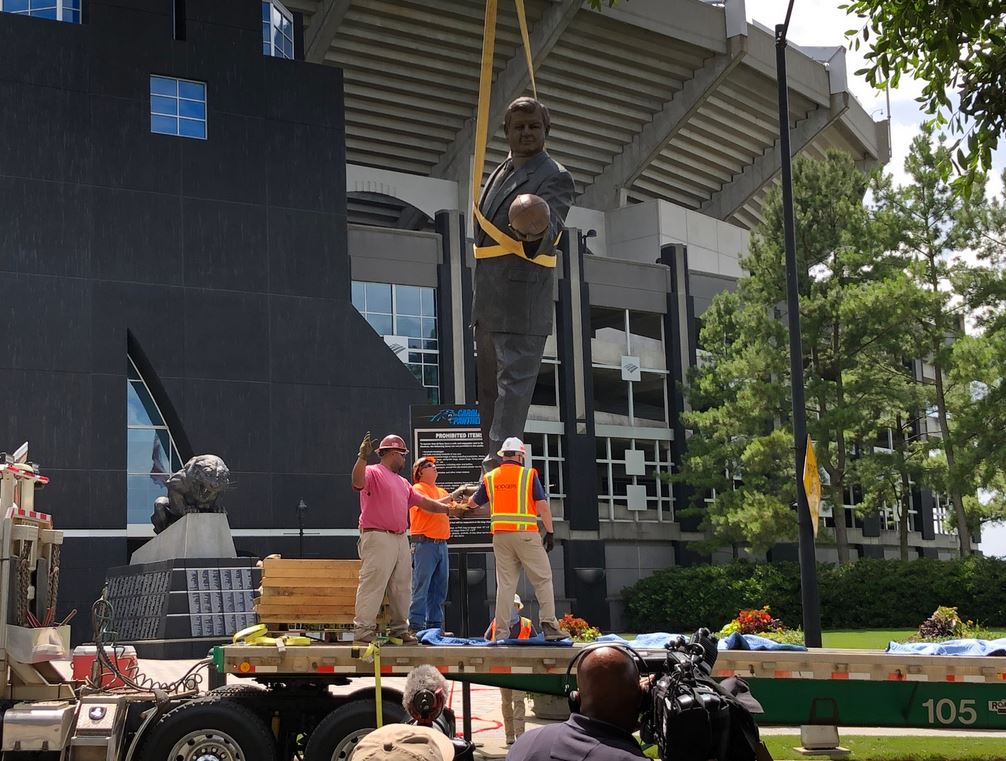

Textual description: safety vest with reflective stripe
[486,464,539,533]
[489,616,534,640]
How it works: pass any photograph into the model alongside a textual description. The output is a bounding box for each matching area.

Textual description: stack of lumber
[255,557,387,626]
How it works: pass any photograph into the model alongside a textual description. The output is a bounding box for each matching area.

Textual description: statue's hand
[358,431,373,460]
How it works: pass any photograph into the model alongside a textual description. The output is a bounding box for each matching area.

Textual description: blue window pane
[127,475,167,525]
[151,114,178,135]
[351,281,366,310]
[65,0,80,8]
[150,95,177,116]
[279,14,291,35]
[367,314,393,335]
[127,381,161,427]
[150,76,177,97]
[397,316,422,338]
[179,118,206,139]
[7,0,29,10]
[365,282,391,313]
[33,7,57,18]
[64,8,79,21]
[262,1,270,21]
[423,365,439,388]
[282,36,293,59]
[422,317,437,340]
[178,81,205,101]
[396,286,422,316]
[420,288,434,316]
[128,428,171,476]
[178,99,205,119]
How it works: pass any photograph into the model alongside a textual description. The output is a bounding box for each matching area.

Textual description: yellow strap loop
[472,0,556,269]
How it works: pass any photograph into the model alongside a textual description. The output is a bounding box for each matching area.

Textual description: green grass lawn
[822,630,1006,649]
[763,734,1006,760]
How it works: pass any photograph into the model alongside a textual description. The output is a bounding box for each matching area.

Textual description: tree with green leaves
[841,0,1006,195]
[678,151,924,562]
[873,127,979,555]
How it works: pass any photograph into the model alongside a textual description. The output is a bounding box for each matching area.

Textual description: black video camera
[640,629,764,761]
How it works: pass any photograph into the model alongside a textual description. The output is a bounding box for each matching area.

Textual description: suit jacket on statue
[472,150,575,337]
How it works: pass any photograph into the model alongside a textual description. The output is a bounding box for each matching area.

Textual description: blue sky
[745,0,1006,557]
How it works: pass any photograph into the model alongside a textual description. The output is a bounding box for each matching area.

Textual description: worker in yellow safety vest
[463,437,568,642]
[484,594,536,744]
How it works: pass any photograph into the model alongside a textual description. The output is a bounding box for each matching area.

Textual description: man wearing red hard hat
[352,432,455,644]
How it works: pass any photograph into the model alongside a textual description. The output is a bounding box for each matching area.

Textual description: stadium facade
[0,0,961,636]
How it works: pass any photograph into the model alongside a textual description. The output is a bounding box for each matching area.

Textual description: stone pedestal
[130,513,236,565]
[104,558,260,659]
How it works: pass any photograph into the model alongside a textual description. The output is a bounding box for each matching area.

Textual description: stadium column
[557,228,608,628]
[658,244,698,532]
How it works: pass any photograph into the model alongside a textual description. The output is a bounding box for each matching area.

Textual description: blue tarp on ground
[885,638,1006,656]
[415,628,573,646]
[595,632,807,652]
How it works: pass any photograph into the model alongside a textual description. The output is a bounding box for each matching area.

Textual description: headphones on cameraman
[562,642,650,714]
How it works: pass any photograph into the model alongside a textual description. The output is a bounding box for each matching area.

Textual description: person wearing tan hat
[483,594,536,744]
[349,723,455,761]
[408,456,469,633]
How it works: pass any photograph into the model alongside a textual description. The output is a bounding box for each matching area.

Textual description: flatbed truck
[0,448,1003,761]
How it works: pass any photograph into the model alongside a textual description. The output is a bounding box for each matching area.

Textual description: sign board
[803,435,822,538]
[411,405,492,549]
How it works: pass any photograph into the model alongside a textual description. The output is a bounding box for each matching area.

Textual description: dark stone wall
[0,1,426,640]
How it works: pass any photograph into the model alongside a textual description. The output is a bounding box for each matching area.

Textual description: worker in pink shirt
[351,431,456,644]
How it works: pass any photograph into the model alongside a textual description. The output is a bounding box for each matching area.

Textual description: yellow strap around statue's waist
[471,0,557,270]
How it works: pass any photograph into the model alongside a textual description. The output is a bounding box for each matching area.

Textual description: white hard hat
[513,594,523,609]
[497,437,527,457]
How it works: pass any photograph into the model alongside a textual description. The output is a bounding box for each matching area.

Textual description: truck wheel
[141,699,277,761]
[304,700,408,761]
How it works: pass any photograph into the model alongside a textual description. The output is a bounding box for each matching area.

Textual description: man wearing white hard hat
[463,437,567,642]
[484,594,536,744]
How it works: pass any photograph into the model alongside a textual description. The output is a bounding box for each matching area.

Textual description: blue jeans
[409,539,449,630]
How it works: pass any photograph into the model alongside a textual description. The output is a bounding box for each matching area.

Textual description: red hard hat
[376,434,409,454]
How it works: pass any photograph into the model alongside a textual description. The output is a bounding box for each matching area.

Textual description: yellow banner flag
[803,435,822,538]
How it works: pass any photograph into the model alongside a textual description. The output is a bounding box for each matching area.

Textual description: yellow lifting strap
[472,0,558,269]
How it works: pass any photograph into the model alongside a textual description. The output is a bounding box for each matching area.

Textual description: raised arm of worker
[409,482,455,515]
[352,431,372,490]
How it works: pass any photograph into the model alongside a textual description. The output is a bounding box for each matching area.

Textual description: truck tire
[304,700,408,761]
[140,698,277,761]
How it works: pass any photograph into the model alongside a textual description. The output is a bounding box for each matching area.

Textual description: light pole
[776,0,822,648]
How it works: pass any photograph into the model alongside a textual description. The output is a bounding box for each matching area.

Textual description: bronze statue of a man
[472,97,575,468]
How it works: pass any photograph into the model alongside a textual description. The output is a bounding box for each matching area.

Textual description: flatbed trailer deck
[214,643,1006,731]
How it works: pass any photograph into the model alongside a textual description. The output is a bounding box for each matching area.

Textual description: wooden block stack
[255,558,388,627]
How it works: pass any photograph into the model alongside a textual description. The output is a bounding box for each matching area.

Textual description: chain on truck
[0,447,1004,761]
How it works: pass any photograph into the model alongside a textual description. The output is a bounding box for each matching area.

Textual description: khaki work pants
[492,531,557,636]
[353,530,411,637]
[500,688,526,741]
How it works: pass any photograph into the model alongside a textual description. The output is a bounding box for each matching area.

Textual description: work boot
[353,630,376,644]
[395,630,419,645]
[541,622,570,642]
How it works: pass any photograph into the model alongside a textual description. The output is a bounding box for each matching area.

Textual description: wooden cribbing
[256,556,387,627]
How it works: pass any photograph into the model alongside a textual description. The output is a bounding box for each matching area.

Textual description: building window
[150,76,207,140]
[352,281,440,403]
[262,0,294,59]
[127,357,183,526]
[524,430,565,521]
[590,307,669,427]
[596,435,673,523]
[1,0,80,22]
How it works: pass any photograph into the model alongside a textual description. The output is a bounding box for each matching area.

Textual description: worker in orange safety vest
[484,594,536,744]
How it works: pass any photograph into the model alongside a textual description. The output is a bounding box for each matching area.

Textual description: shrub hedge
[621,557,1006,632]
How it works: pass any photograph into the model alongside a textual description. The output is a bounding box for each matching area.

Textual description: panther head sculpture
[151,454,231,534]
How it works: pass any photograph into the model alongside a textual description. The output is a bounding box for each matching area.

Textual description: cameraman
[508,647,648,761]
[402,665,475,761]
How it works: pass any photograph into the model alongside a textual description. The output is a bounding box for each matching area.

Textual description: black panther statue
[151,454,230,534]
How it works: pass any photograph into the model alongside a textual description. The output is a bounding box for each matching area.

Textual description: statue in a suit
[472,97,575,468]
